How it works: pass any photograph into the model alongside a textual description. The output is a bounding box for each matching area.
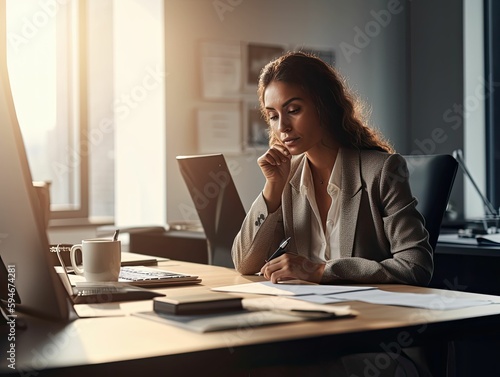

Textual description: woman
[232,51,433,286]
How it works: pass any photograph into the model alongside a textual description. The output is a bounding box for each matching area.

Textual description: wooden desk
[3,260,500,376]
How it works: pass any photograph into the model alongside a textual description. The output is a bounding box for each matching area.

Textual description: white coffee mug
[70,239,121,282]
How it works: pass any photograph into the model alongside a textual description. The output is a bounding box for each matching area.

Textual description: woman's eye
[268,114,278,122]
[288,107,299,114]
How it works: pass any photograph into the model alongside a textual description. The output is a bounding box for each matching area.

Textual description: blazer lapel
[339,149,363,257]
[288,156,312,258]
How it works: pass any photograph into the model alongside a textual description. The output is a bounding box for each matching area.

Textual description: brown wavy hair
[258,51,394,153]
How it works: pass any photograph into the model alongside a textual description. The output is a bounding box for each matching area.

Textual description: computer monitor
[0,19,71,321]
[176,154,246,268]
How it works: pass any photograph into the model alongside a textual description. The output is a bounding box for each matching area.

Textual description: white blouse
[299,151,342,262]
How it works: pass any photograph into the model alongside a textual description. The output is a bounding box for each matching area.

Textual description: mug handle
[70,244,84,276]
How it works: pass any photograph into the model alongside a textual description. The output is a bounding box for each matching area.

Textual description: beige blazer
[232,148,433,286]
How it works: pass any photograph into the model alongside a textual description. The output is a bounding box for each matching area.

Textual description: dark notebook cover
[153,292,242,315]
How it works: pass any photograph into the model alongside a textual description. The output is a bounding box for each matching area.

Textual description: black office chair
[404,154,458,251]
[402,154,458,376]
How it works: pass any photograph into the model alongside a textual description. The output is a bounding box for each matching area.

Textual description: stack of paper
[212,282,495,310]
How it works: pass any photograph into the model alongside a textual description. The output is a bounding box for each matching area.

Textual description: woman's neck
[306,145,339,184]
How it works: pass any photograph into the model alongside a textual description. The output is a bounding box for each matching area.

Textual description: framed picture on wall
[244,101,268,149]
[197,106,242,154]
[245,43,285,89]
[200,40,242,100]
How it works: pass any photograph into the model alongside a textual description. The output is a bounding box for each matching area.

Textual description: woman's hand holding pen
[260,253,325,284]
[258,145,291,213]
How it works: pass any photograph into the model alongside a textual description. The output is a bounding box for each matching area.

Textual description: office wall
[408,0,480,221]
[164,0,409,222]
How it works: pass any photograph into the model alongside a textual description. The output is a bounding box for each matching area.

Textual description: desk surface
[3,259,500,376]
[437,233,500,257]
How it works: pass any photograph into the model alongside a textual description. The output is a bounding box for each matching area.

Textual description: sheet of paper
[212,281,376,296]
[216,281,496,310]
[315,289,496,310]
[242,296,353,316]
[286,295,348,304]
[476,233,500,245]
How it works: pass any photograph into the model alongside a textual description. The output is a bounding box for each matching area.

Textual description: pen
[265,236,292,262]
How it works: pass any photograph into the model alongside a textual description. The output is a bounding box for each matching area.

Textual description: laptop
[52,247,200,304]
[176,154,247,267]
[50,243,201,288]
[0,52,198,320]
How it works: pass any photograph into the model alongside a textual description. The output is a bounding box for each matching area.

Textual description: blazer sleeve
[321,154,434,286]
[231,193,286,275]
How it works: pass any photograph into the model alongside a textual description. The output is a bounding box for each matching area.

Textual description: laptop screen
[176,154,246,268]
[0,33,71,321]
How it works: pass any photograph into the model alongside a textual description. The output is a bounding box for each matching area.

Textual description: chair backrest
[404,154,458,251]
[176,154,246,268]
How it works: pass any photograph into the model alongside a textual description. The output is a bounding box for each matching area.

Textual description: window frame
[50,0,89,221]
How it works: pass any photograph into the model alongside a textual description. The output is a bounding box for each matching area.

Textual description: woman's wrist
[262,182,284,213]
[312,263,326,283]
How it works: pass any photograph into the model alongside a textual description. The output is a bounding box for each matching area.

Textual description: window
[6,0,165,226]
[6,0,114,222]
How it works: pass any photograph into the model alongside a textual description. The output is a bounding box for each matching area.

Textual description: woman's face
[264,80,330,156]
